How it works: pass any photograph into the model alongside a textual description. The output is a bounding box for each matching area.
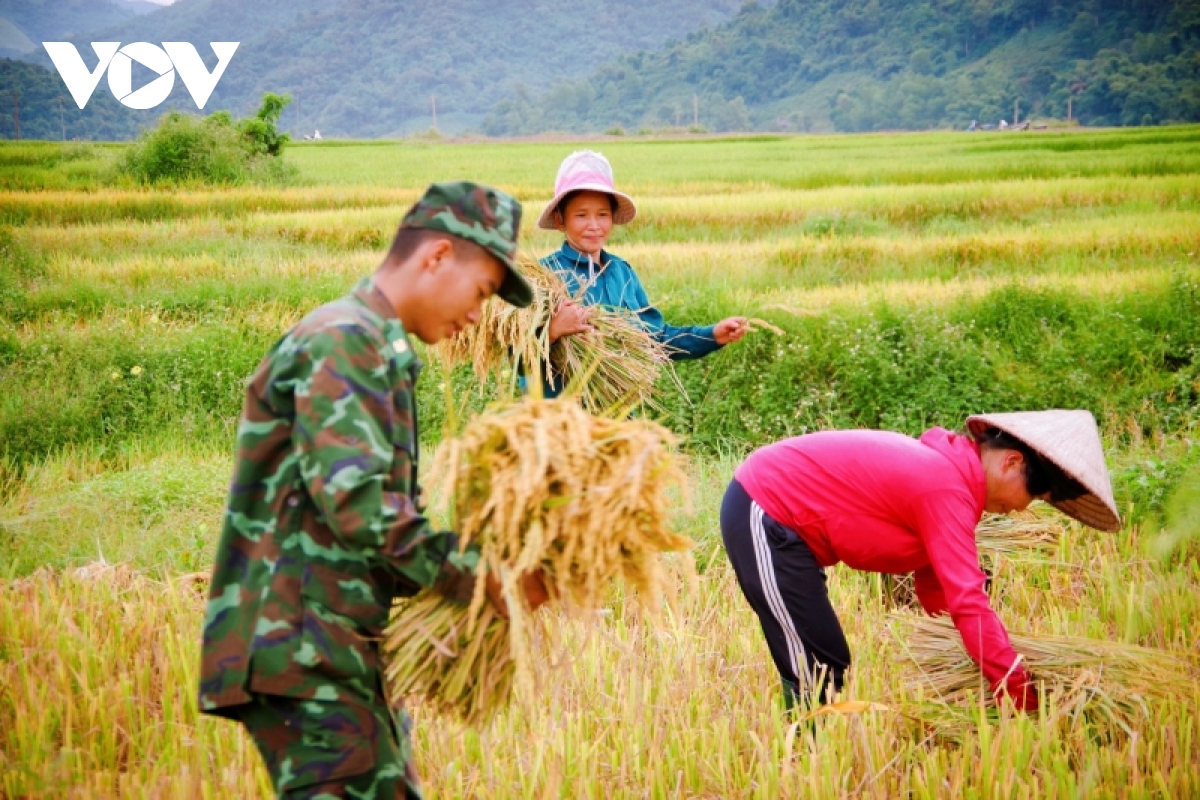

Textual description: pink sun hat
[536,150,638,230]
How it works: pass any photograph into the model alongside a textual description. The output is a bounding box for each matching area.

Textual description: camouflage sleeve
[290,323,476,598]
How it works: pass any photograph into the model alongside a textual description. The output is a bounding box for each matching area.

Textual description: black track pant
[720,478,851,708]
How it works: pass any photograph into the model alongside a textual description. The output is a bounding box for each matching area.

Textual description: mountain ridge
[3,0,1196,141]
[6,0,742,139]
[483,0,1200,134]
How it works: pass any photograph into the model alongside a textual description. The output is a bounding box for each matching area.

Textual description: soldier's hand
[485,569,551,619]
[521,569,551,611]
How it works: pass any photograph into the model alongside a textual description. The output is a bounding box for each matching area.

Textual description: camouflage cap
[400,181,532,308]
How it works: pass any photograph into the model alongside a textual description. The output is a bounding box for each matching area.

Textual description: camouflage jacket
[199,277,476,715]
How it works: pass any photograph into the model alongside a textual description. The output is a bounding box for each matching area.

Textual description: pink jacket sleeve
[911,489,1029,693]
[913,565,948,615]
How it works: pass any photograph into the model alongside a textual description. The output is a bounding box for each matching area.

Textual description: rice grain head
[383,398,693,725]
[435,253,682,413]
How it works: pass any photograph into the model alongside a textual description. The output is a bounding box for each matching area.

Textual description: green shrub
[120,93,296,185]
[237,92,292,157]
[1147,458,1200,562]
[120,111,249,184]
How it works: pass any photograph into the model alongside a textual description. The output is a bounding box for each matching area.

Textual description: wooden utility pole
[58,96,65,141]
[692,94,698,128]
[1013,98,1019,126]
[1067,97,1073,124]
[431,95,438,131]
[11,89,18,141]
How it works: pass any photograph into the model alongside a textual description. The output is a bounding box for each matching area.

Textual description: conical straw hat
[966,409,1121,532]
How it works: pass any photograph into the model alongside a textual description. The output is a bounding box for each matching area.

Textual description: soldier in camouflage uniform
[199,181,539,799]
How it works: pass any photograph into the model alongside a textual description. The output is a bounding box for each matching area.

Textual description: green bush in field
[120,112,247,184]
[236,93,292,158]
[120,93,296,186]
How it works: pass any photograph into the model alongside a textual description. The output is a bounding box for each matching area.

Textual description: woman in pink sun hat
[531,149,749,397]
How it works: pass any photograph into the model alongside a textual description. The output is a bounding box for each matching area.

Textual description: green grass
[1,128,1199,797]
[284,127,1200,190]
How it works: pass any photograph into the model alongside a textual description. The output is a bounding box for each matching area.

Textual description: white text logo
[42,42,239,110]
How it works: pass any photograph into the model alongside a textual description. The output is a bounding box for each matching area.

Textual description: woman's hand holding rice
[549,300,594,342]
[714,316,749,345]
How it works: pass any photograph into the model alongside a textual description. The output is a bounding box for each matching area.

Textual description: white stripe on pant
[721,478,852,706]
[749,500,812,689]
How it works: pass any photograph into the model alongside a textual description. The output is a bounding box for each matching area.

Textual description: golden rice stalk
[974,510,1063,558]
[894,614,1199,737]
[384,596,513,724]
[880,572,918,611]
[745,317,785,335]
[883,513,1062,610]
[435,253,681,413]
[383,398,693,725]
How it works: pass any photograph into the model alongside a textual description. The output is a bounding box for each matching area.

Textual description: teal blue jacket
[529,242,721,397]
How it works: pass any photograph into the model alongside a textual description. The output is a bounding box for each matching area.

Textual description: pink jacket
[735,427,1033,703]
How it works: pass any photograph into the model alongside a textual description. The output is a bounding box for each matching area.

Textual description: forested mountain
[0,0,166,142]
[4,0,1196,140]
[5,0,742,139]
[0,0,149,59]
[0,58,144,141]
[483,0,1200,134]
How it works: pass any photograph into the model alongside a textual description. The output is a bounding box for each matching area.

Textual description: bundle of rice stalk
[974,510,1062,559]
[880,572,918,611]
[895,615,1199,736]
[383,397,693,725]
[436,253,680,414]
[882,513,1062,610]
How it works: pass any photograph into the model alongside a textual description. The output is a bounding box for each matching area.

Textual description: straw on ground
[893,614,1200,738]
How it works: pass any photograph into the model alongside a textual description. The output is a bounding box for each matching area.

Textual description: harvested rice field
[2,128,1199,797]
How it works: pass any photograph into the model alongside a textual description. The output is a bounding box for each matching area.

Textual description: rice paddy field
[2,127,1200,797]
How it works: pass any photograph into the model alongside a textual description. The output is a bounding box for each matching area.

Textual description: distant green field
[4,126,1200,192]
[1,129,1199,798]
[284,127,1200,191]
